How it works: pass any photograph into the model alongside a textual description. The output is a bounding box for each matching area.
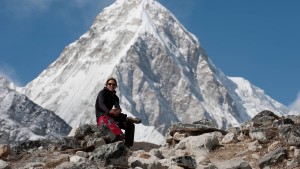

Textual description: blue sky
[0,0,299,110]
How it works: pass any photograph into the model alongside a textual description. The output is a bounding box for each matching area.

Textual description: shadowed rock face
[0,77,72,145]
[2,110,300,169]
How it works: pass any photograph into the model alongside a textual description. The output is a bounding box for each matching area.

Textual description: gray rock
[215,157,252,169]
[74,124,92,139]
[87,137,106,148]
[55,161,98,169]
[91,141,129,167]
[286,157,300,168]
[175,133,219,158]
[52,136,82,151]
[192,119,216,128]
[70,155,87,163]
[273,118,294,127]
[45,154,70,168]
[249,128,269,144]
[168,123,227,136]
[258,147,287,168]
[0,159,10,169]
[221,132,238,144]
[149,149,164,159]
[75,151,88,158]
[279,124,300,146]
[11,139,51,155]
[172,156,197,169]
[248,140,260,152]
[166,122,226,146]
[226,127,241,136]
[251,110,279,127]
[23,162,45,169]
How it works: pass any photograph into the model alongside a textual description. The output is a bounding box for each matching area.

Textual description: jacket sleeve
[97,90,110,114]
[114,96,122,110]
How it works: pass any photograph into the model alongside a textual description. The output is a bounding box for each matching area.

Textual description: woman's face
[106,80,117,91]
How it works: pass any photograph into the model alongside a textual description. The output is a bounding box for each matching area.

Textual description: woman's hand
[109,108,121,116]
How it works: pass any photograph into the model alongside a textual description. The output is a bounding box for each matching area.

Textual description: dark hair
[106,77,118,87]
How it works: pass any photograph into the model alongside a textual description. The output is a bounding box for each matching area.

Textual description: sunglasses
[107,83,116,86]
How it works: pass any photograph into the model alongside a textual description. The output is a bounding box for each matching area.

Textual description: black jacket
[95,87,121,121]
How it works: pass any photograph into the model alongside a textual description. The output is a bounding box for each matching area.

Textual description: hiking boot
[126,117,141,124]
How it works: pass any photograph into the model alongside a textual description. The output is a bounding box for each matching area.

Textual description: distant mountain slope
[227,77,293,116]
[21,0,294,144]
[0,77,71,145]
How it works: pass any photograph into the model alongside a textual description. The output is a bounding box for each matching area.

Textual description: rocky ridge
[1,110,300,169]
[0,77,72,145]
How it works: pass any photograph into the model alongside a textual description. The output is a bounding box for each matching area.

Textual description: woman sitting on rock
[95,77,141,147]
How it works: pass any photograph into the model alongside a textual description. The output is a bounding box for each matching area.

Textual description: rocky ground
[130,142,160,152]
[1,110,300,169]
[207,139,292,169]
[1,140,295,169]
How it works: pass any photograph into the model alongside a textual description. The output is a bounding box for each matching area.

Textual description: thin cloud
[289,91,300,113]
[0,63,21,86]
[4,0,114,17]
[22,0,51,10]
[73,0,96,8]
[3,0,52,17]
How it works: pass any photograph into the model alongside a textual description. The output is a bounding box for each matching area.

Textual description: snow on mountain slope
[21,0,295,144]
[0,77,71,145]
[227,77,296,117]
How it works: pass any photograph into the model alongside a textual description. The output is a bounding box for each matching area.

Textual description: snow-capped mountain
[21,0,295,144]
[0,77,71,145]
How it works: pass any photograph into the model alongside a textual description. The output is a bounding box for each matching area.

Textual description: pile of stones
[1,110,300,168]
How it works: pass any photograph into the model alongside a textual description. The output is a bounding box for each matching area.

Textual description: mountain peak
[22,0,294,144]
